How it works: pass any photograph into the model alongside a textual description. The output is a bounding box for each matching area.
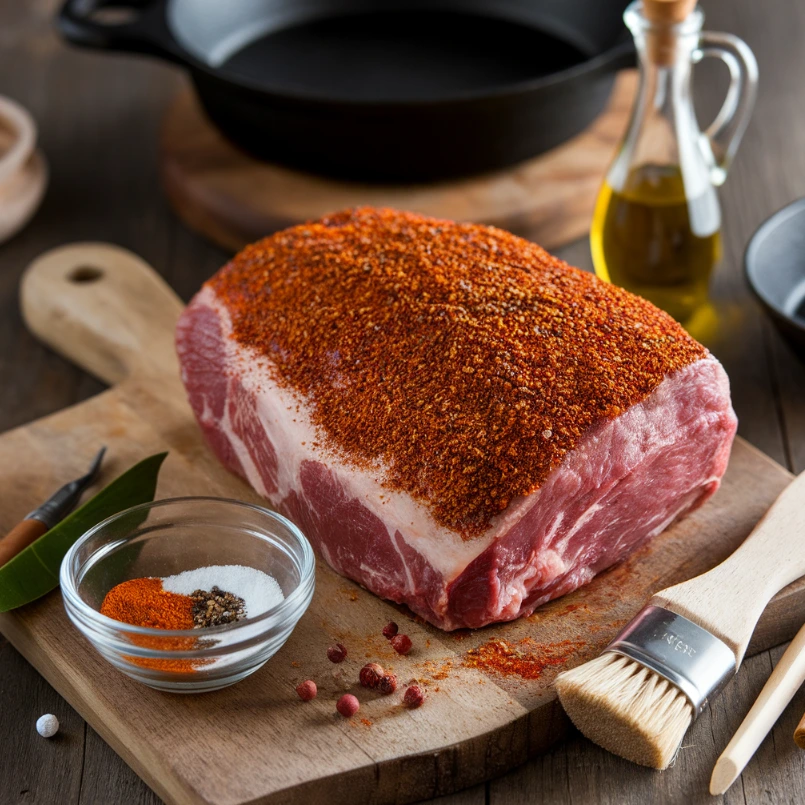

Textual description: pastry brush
[554,470,805,769]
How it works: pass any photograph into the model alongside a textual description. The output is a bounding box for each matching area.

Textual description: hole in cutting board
[68,265,104,284]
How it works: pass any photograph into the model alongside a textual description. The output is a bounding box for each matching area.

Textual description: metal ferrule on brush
[605,606,737,716]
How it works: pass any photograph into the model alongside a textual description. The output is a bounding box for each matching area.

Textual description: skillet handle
[56,0,182,64]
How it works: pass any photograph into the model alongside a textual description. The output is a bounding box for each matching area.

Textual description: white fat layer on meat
[198,287,726,585]
[219,393,268,498]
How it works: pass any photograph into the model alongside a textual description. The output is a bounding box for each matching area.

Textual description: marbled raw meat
[176,209,736,630]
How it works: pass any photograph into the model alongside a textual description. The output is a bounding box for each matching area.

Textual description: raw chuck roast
[176,208,737,630]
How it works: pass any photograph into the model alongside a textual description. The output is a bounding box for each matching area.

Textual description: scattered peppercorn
[390,634,413,655]
[379,673,398,695]
[36,714,59,738]
[327,643,348,663]
[189,586,246,628]
[403,685,425,709]
[295,680,317,701]
[209,207,706,537]
[336,693,360,718]
[382,621,399,639]
[359,662,384,689]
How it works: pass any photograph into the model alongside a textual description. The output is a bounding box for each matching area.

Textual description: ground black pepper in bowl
[190,587,246,628]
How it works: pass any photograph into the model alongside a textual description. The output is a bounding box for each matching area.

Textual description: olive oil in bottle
[592,0,757,324]
[591,163,721,322]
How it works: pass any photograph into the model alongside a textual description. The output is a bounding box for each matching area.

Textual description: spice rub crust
[208,207,707,538]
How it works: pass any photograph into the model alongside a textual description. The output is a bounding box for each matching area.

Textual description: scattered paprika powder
[463,637,586,680]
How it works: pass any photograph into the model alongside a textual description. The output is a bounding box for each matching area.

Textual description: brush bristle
[555,653,693,769]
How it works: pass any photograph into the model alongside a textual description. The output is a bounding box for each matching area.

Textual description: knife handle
[0,518,48,567]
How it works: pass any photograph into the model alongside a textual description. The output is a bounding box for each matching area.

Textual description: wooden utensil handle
[795,712,805,748]
[711,622,805,794]
[0,518,48,567]
[20,243,184,385]
[653,471,805,663]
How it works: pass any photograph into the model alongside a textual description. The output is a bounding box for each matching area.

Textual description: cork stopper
[641,0,698,65]
[642,0,697,25]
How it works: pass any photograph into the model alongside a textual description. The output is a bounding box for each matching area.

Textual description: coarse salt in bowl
[60,497,315,692]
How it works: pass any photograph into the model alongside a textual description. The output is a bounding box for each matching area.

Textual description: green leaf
[0,452,168,612]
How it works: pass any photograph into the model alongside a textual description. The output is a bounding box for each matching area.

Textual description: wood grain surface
[0,243,801,805]
[159,72,636,254]
[2,0,805,803]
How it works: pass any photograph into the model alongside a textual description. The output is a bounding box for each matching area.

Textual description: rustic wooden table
[2,1,805,803]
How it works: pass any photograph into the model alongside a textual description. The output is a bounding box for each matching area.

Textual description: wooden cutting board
[160,72,637,254]
[0,243,802,805]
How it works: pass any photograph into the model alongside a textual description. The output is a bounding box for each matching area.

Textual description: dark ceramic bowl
[745,197,805,356]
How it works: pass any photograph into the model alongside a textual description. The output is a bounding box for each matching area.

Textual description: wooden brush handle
[0,518,48,567]
[652,471,805,664]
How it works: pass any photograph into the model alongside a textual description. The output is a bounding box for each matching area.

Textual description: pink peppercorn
[403,685,425,709]
[379,673,398,695]
[382,621,399,639]
[390,634,413,655]
[359,662,384,689]
[336,693,360,718]
[327,643,348,663]
[295,680,317,701]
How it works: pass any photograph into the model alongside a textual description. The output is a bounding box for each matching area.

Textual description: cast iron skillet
[58,0,634,182]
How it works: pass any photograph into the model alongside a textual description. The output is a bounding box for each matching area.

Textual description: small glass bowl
[60,497,315,693]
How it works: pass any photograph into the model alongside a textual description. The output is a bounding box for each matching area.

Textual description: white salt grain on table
[162,565,284,618]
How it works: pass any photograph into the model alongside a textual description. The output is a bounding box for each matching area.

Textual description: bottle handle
[693,32,758,187]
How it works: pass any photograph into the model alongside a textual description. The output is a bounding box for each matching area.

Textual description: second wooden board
[0,243,802,805]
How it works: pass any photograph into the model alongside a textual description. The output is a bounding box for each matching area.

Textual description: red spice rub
[209,208,706,537]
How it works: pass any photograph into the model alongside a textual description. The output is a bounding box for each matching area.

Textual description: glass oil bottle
[591,0,757,323]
